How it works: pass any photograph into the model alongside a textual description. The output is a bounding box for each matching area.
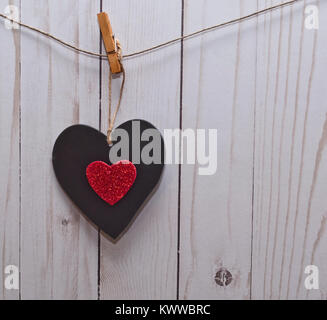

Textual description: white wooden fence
[0,0,326,300]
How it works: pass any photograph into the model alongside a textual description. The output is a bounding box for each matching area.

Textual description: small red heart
[86,160,137,206]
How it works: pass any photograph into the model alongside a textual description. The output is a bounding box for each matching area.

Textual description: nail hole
[61,218,69,226]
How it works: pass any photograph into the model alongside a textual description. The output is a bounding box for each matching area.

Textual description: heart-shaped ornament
[52,119,164,241]
[86,160,137,205]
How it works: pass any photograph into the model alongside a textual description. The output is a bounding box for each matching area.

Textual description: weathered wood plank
[1,0,326,300]
[179,0,257,299]
[252,0,327,299]
[99,0,181,299]
[20,0,99,299]
[0,0,20,300]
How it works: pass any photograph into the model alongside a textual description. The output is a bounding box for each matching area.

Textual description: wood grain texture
[0,0,326,300]
[0,0,20,300]
[179,0,258,299]
[99,0,181,299]
[20,0,99,299]
[252,0,327,299]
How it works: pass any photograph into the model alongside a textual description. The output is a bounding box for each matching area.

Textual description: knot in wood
[215,268,233,287]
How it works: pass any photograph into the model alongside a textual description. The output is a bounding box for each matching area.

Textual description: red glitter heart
[86,160,137,206]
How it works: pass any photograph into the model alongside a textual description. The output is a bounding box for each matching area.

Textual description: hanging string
[124,0,301,58]
[107,39,125,145]
[0,0,301,145]
[0,0,300,60]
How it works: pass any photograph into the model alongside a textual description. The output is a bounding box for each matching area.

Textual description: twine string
[107,39,125,145]
[0,0,300,59]
[0,0,301,144]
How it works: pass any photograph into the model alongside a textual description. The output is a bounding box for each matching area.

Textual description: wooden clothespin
[97,12,122,74]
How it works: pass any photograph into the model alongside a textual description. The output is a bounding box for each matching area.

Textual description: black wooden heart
[52,119,164,241]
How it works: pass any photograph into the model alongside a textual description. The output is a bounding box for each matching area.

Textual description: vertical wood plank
[252,0,327,299]
[180,0,257,299]
[99,0,181,299]
[0,0,20,300]
[20,0,99,299]
[1,0,325,300]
